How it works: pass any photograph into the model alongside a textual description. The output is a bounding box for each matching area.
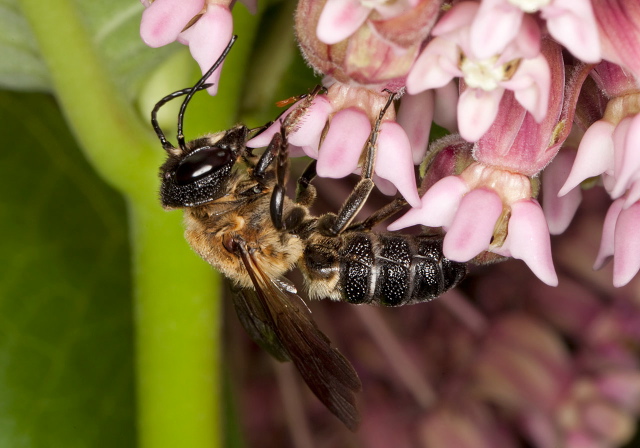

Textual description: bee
[152,36,467,430]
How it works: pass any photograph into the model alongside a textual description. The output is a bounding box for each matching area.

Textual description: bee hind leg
[318,92,398,236]
[346,197,408,232]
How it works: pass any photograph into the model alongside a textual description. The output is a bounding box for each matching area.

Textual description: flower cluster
[288,0,639,288]
[140,0,640,288]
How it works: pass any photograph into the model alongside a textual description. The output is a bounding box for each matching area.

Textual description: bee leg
[269,86,329,230]
[318,92,398,236]
[249,84,326,144]
[271,122,295,231]
[295,160,317,207]
[346,197,408,232]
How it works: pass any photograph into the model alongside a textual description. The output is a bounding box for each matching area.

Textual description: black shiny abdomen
[325,233,466,306]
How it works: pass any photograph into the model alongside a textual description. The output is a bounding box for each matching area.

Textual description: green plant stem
[18,1,155,197]
[16,1,256,447]
[128,200,220,448]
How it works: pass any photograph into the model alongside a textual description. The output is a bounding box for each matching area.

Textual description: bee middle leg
[318,92,398,236]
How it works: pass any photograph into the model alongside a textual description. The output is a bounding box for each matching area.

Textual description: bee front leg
[252,131,283,180]
[295,160,317,207]
[269,85,331,230]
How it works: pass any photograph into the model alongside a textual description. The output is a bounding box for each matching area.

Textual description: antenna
[151,84,213,150]
[176,35,238,151]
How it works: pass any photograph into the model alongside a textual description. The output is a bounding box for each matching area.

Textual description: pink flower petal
[248,97,332,150]
[316,0,371,45]
[503,200,558,286]
[433,81,459,132]
[611,115,640,199]
[511,15,542,60]
[544,0,601,63]
[610,117,632,196]
[519,411,558,448]
[502,54,550,123]
[246,121,282,148]
[396,90,434,164]
[316,108,370,178]
[473,90,526,166]
[288,96,333,147]
[613,201,640,287]
[597,371,640,410]
[470,0,523,59]
[180,6,233,95]
[287,145,307,158]
[564,432,601,448]
[300,143,320,159]
[558,120,615,196]
[623,179,640,208]
[457,87,504,142]
[140,0,204,48]
[592,0,640,80]
[373,175,397,196]
[543,149,582,234]
[431,1,478,36]
[374,122,421,208]
[387,176,469,230]
[594,198,623,270]
[443,188,503,262]
[246,96,333,149]
[406,38,461,94]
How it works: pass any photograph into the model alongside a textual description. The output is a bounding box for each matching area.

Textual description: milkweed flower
[247,83,422,207]
[559,62,640,286]
[246,0,446,207]
[541,147,582,235]
[315,0,442,46]
[140,0,247,95]
[469,0,601,63]
[389,40,591,286]
[406,1,551,142]
[297,0,441,88]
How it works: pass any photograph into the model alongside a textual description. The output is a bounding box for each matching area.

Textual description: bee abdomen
[338,233,466,306]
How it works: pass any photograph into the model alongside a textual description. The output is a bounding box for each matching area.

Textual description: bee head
[150,36,241,208]
[159,125,248,208]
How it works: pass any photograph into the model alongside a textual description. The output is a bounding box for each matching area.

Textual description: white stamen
[361,0,391,8]
[460,56,504,91]
[507,0,551,13]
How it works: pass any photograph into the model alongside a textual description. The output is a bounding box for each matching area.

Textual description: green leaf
[0,90,135,447]
[0,0,50,91]
[0,0,175,97]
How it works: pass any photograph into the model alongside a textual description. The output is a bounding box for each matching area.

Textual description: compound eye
[175,147,233,185]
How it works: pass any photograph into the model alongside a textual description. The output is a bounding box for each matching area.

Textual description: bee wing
[230,286,290,362]
[237,246,362,431]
